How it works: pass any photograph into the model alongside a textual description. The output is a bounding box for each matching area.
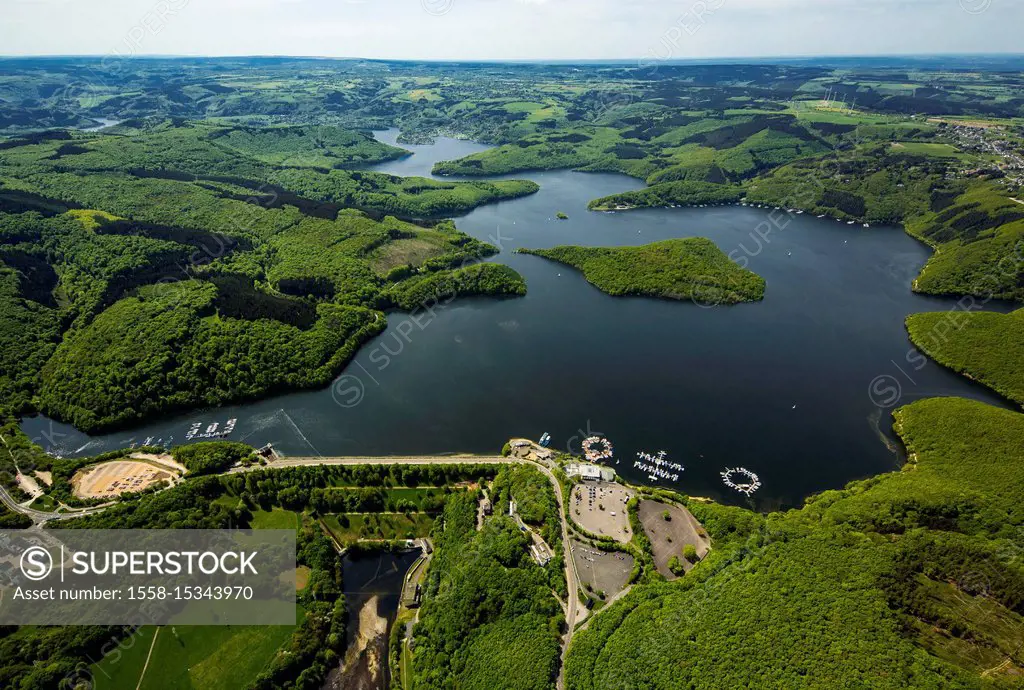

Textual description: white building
[566,463,603,481]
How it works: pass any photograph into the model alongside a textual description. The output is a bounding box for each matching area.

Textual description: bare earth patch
[15,472,43,499]
[571,481,634,543]
[571,538,633,598]
[72,460,180,499]
[369,238,445,275]
[130,452,187,473]
[638,500,711,580]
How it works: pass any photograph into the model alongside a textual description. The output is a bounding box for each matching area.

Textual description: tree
[683,544,699,563]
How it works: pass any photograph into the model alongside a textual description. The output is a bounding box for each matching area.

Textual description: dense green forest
[0,458,501,689]
[588,180,745,211]
[0,58,1021,428]
[907,308,1024,405]
[0,120,535,429]
[36,280,384,431]
[413,477,563,690]
[173,441,257,475]
[519,239,766,304]
[747,145,1024,301]
[567,397,1024,689]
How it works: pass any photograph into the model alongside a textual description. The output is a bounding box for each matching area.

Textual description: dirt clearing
[638,500,710,579]
[72,460,180,499]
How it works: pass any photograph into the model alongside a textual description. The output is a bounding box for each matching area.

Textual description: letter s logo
[20,546,53,581]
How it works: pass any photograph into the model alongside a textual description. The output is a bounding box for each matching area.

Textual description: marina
[185,418,239,441]
[634,450,684,483]
[721,467,762,496]
[582,436,614,463]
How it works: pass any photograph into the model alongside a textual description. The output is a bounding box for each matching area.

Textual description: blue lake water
[22,129,1015,509]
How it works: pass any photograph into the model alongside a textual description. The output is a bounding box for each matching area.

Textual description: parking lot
[571,539,633,598]
[570,481,634,543]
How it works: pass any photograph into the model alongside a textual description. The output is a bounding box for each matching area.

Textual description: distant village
[938,121,1024,190]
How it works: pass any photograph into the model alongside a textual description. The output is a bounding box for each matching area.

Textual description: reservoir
[325,548,421,690]
[21,130,1015,509]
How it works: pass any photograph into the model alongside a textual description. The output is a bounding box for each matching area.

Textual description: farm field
[91,623,299,690]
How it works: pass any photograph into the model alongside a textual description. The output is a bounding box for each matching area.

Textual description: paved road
[227,454,510,473]
[226,451,580,687]
[5,450,582,685]
[528,461,580,690]
[0,485,107,524]
[0,483,110,524]
[0,484,54,522]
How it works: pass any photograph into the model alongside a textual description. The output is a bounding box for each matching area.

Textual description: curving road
[527,461,580,690]
[5,449,582,685]
[0,483,111,524]
[0,484,53,522]
[226,450,580,686]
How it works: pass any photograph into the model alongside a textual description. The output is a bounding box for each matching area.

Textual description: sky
[3,0,1022,61]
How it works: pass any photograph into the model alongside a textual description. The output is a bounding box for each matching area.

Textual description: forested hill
[519,239,766,304]
[0,121,534,430]
[566,397,1024,689]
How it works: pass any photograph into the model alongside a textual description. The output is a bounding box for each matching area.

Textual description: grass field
[369,237,447,275]
[211,495,241,509]
[92,621,298,690]
[321,512,436,542]
[889,141,963,158]
[29,494,57,511]
[89,627,157,690]
[249,508,301,530]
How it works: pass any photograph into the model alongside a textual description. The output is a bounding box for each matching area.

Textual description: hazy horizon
[5,0,1021,62]
[2,52,1023,61]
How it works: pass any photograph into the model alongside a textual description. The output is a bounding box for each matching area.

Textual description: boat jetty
[634,450,683,483]
[721,467,761,496]
[185,417,239,441]
[581,436,614,463]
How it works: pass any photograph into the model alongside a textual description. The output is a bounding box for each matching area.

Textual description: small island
[588,181,745,212]
[556,211,569,219]
[518,238,765,304]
